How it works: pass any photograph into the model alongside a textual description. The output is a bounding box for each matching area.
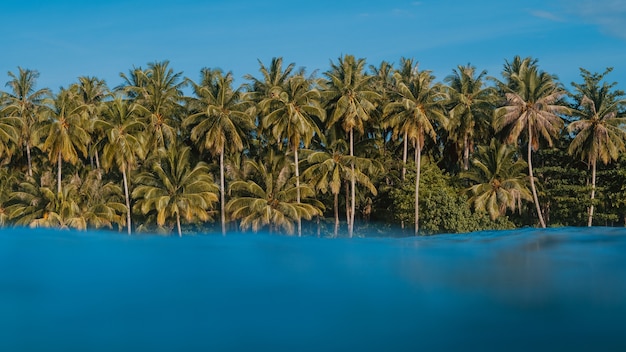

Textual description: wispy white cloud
[565,0,626,39]
[530,10,564,22]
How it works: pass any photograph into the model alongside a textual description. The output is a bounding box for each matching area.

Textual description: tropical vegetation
[0,55,625,236]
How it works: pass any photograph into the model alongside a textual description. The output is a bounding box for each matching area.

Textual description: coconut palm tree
[323,54,381,237]
[0,106,20,163]
[244,57,300,103]
[119,61,185,150]
[227,149,322,234]
[260,74,326,236]
[461,140,532,220]
[301,139,379,236]
[383,69,447,235]
[183,68,254,235]
[444,64,496,170]
[76,76,108,169]
[568,68,626,226]
[1,67,50,176]
[34,87,90,195]
[132,143,219,237]
[95,97,146,234]
[494,57,569,228]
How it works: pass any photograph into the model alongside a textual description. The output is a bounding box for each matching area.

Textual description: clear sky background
[1,0,625,91]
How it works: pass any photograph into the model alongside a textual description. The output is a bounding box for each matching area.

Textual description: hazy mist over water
[1,227,625,351]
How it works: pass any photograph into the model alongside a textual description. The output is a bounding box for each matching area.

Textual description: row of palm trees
[0,55,624,236]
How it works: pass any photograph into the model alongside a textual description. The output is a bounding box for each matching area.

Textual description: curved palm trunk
[349,128,356,238]
[588,160,596,227]
[415,142,421,236]
[527,126,546,228]
[220,148,226,236]
[176,212,182,237]
[294,146,302,237]
[122,166,132,235]
[57,150,62,195]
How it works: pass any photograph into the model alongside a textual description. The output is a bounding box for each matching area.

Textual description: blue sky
[2,0,625,91]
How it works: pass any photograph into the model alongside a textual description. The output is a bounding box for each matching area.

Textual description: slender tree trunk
[57,150,62,195]
[220,148,226,236]
[415,141,421,236]
[122,166,132,235]
[463,133,470,170]
[345,181,350,234]
[402,131,408,180]
[26,143,32,177]
[588,160,596,227]
[527,126,547,228]
[349,128,356,238]
[95,149,100,169]
[176,212,182,237]
[334,192,339,237]
[294,146,302,237]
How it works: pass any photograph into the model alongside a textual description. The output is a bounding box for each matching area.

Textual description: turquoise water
[1,227,625,351]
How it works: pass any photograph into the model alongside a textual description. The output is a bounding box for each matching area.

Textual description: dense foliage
[0,56,624,236]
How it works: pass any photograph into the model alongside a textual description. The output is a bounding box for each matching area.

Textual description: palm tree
[494,57,569,228]
[260,74,326,236]
[390,57,419,180]
[301,139,379,236]
[34,88,90,195]
[96,97,146,234]
[244,57,300,103]
[183,68,254,235]
[444,64,496,170]
[76,76,108,169]
[132,144,219,237]
[461,140,532,220]
[119,61,185,150]
[227,149,322,234]
[323,54,381,237]
[1,67,50,176]
[0,105,20,163]
[568,68,626,226]
[383,69,447,235]
[68,169,127,230]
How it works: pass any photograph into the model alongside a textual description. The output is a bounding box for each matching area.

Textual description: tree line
[0,55,624,237]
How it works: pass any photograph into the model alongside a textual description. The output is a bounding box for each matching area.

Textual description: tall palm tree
[260,74,326,236]
[183,68,254,235]
[34,88,90,195]
[383,69,447,235]
[323,54,381,237]
[95,97,146,234]
[119,61,185,150]
[494,57,568,228]
[301,139,379,236]
[227,149,322,234]
[1,67,50,176]
[461,140,532,220]
[132,144,219,237]
[390,57,419,180]
[568,68,626,226]
[444,64,496,170]
[76,76,108,169]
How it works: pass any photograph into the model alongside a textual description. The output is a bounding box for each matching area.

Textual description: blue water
[1,227,625,351]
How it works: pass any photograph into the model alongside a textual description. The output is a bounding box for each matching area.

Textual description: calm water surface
[1,227,625,351]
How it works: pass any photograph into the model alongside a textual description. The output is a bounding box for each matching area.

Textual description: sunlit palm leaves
[462,140,532,220]
[132,144,219,236]
[227,150,322,235]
